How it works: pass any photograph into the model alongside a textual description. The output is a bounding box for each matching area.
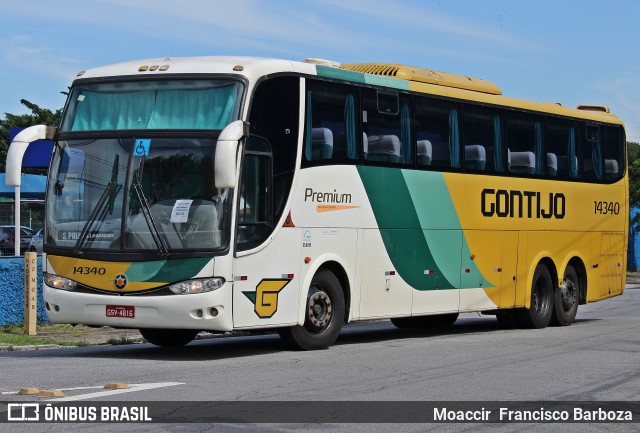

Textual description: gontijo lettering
[481,189,565,219]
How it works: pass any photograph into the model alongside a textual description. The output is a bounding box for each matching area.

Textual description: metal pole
[14,185,21,256]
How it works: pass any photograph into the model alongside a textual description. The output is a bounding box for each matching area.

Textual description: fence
[0,200,44,256]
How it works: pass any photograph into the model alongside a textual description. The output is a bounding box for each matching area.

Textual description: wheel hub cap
[560,278,577,310]
[307,291,332,328]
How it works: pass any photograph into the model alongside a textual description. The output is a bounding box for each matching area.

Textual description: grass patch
[0,332,59,346]
[106,335,134,345]
[0,324,91,347]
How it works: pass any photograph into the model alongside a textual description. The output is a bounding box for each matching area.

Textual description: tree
[627,141,640,271]
[0,99,62,172]
[629,142,640,226]
[628,141,640,164]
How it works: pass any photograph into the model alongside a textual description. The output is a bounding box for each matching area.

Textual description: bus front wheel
[279,270,345,350]
[515,263,553,329]
[139,328,199,347]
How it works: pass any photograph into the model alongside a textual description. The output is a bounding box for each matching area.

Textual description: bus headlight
[44,273,78,291]
[168,277,225,295]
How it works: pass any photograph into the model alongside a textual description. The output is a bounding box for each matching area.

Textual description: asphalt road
[1,287,639,433]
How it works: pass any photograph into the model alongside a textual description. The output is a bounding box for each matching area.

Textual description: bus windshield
[60,79,243,131]
[46,78,244,255]
[47,137,232,254]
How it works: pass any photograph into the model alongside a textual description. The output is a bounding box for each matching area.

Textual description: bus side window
[507,112,543,176]
[603,125,624,182]
[310,127,333,160]
[416,140,432,166]
[362,89,413,165]
[462,105,503,173]
[304,80,359,164]
[583,124,603,182]
[545,119,579,179]
[248,75,299,234]
[415,97,460,170]
[237,136,273,250]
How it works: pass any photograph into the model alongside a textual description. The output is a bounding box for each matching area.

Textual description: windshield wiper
[73,154,120,255]
[131,164,170,258]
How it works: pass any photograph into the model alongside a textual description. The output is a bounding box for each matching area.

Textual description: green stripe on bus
[401,170,491,288]
[126,257,211,283]
[315,65,410,90]
[316,65,366,83]
[357,166,455,290]
[364,74,410,90]
[358,166,491,290]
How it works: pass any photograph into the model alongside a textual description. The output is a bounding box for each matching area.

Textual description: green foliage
[0,99,62,171]
[628,141,640,163]
[628,142,640,230]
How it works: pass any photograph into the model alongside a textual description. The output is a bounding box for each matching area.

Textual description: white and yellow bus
[18,56,627,349]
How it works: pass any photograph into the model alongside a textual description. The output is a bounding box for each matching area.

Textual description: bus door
[231,140,301,329]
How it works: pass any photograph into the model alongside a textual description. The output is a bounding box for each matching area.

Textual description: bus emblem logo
[114,274,128,290]
[243,279,291,318]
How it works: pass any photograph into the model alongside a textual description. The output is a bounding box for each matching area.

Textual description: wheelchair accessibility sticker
[134,139,151,157]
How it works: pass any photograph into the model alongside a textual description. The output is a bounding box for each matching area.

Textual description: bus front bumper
[43,282,234,331]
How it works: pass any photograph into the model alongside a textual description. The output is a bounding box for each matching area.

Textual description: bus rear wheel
[515,263,553,329]
[550,264,579,326]
[278,270,345,350]
[139,328,199,347]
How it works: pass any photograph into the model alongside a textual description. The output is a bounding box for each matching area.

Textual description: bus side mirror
[215,120,249,189]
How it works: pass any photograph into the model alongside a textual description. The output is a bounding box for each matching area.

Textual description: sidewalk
[36,326,143,346]
[0,326,236,351]
[626,272,640,287]
[0,326,144,352]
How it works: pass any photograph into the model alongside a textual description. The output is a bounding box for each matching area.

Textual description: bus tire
[550,264,579,326]
[515,263,553,329]
[139,328,199,347]
[278,270,345,350]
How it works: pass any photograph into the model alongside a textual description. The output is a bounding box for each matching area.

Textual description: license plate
[106,305,135,319]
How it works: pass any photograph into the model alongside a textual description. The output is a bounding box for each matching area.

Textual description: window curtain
[72,90,155,131]
[71,84,240,131]
[493,115,503,171]
[534,121,543,175]
[592,140,603,179]
[147,85,238,129]
[305,90,313,161]
[568,127,578,178]
[449,109,460,168]
[400,101,412,164]
[344,93,357,159]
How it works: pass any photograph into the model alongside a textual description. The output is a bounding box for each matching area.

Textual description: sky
[1,0,639,140]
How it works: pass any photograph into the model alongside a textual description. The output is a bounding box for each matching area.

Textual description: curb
[0,331,261,352]
[0,344,63,352]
